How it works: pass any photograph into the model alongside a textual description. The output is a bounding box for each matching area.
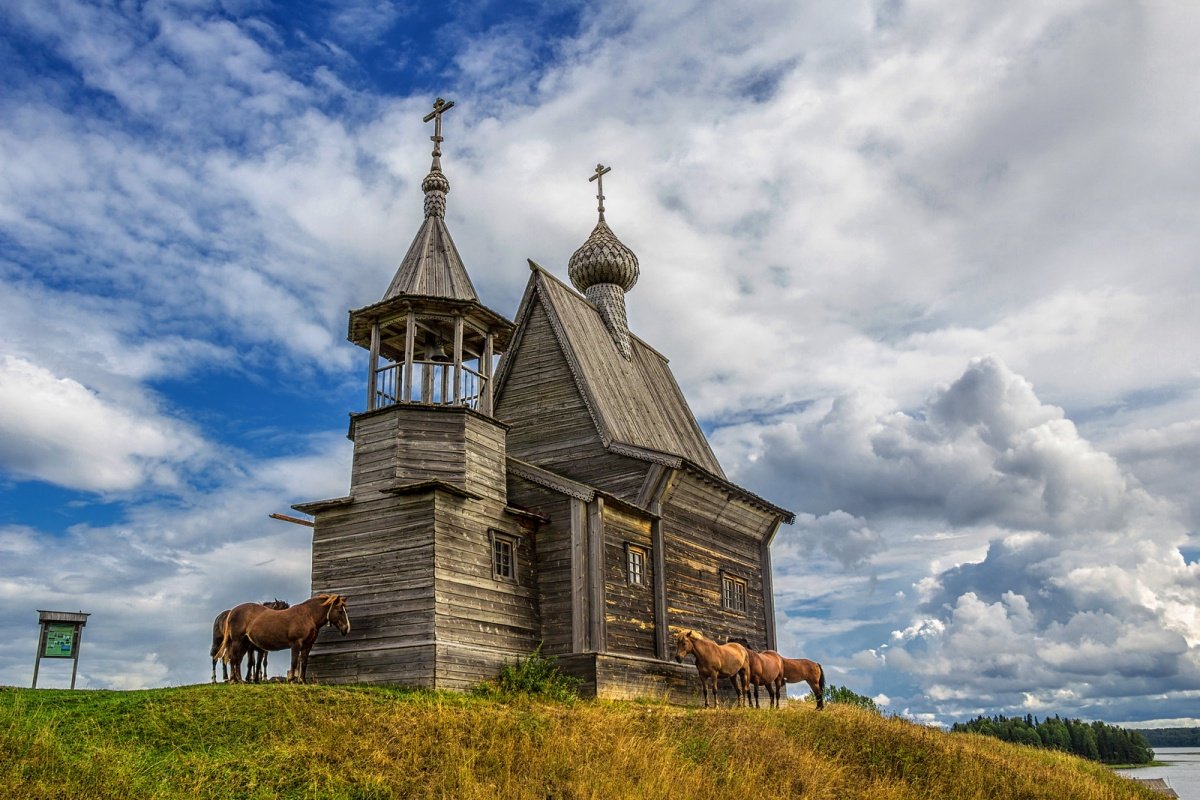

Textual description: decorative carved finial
[590,163,611,221]
[420,98,455,219]
[423,97,455,162]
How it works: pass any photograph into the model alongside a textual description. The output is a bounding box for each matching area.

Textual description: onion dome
[568,164,639,359]
[568,218,640,293]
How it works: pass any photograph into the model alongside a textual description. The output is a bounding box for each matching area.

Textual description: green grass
[0,684,1163,800]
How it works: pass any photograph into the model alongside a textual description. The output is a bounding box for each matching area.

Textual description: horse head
[320,594,351,635]
[673,629,701,663]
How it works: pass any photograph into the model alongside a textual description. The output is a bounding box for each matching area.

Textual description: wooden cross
[423,97,455,156]
[590,163,611,219]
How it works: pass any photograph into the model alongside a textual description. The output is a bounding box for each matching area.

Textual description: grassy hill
[0,684,1161,800]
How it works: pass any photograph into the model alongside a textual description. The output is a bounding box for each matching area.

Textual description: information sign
[43,623,77,658]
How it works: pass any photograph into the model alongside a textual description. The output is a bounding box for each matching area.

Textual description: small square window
[490,531,518,582]
[721,573,747,613]
[626,544,647,586]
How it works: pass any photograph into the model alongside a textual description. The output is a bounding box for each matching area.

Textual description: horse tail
[817,662,827,708]
[216,610,234,664]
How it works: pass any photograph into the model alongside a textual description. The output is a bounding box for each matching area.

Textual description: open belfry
[295,99,794,697]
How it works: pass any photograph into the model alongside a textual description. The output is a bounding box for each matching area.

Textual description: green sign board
[43,623,77,658]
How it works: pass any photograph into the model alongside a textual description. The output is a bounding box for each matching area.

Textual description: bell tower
[300,100,529,687]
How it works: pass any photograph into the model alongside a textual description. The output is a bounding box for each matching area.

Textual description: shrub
[472,644,581,702]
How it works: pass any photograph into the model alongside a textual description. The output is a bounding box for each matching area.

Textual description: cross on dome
[423,97,455,160]
[590,163,611,220]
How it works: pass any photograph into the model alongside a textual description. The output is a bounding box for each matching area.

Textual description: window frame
[625,542,649,587]
[489,529,519,583]
[720,571,748,614]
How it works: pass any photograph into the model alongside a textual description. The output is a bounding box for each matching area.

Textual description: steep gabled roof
[497,261,725,479]
[382,214,479,302]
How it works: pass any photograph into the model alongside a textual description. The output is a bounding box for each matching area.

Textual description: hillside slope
[0,685,1160,800]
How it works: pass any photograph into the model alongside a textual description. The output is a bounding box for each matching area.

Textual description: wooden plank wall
[661,472,772,651]
[602,503,656,658]
[496,300,650,503]
[308,492,437,685]
[433,493,540,687]
[506,475,574,657]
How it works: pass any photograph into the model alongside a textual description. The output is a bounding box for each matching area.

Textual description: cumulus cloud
[743,354,1197,719]
[0,355,206,492]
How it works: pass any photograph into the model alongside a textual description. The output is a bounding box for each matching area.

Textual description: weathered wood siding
[496,298,650,502]
[603,503,656,658]
[660,472,774,651]
[308,492,437,686]
[433,493,539,688]
[507,474,575,657]
[349,405,508,504]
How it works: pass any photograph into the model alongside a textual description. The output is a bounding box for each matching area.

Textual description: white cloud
[0,355,206,492]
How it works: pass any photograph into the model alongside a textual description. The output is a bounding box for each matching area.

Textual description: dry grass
[0,684,1162,800]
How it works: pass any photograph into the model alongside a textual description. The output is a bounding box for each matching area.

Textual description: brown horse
[210,599,290,683]
[728,638,786,709]
[219,594,350,684]
[781,655,826,709]
[673,629,751,708]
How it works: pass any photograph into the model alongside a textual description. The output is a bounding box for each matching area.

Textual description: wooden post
[570,497,589,653]
[453,315,463,405]
[761,520,782,652]
[481,332,494,415]
[651,509,668,660]
[588,497,607,654]
[366,322,380,411]
[403,311,416,402]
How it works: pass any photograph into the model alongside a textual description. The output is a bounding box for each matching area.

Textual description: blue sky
[2,0,1199,727]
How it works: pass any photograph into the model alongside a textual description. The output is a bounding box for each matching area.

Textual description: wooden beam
[403,310,416,402]
[481,332,494,416]
[588,496,607,654]
[570,497,588,653]
[270,512,315,528]
[366,322,380,411]
[761,520,782,651]
[651,509,668,660]
[453,315,464,404]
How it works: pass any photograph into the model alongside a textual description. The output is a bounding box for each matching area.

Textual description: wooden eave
[380,479,483,501]
[347,295,514,352]
[506,457,595,502]
[678,460,795,525]
[292,496,355,515]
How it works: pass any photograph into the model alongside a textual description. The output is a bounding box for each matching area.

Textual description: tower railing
[372,360,485,411]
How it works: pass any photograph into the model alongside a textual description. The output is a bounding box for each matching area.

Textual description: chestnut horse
[210,599,289,683]
[219,594,350,684]
[673,629,751,708]
[728,638,785,709]
[781,655,826,709]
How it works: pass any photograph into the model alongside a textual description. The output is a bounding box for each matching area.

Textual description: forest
[950,714,1155,764]
[1137,727,1200,747]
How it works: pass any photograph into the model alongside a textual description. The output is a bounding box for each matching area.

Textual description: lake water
[1115,747,1200,799]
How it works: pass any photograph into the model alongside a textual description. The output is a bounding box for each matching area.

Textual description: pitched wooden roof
[382,214,479,302]
[498,261,726,479]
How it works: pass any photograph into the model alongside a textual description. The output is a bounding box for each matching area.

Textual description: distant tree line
[1137,728,1200,747]
[951,714,1155,764]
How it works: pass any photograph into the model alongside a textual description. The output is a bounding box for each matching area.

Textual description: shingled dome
[567,218,640,293]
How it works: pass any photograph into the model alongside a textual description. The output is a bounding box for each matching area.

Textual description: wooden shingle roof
[382,213,479,302]
[499,261,726,479]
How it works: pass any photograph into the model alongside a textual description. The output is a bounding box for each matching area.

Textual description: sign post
[32,610,90,689]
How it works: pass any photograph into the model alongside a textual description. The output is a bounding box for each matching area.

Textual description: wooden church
[294,100,794,698]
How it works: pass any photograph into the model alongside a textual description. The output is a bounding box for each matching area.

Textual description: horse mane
[727,636,754,651]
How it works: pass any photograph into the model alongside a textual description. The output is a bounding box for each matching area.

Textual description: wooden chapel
[294,100,794,698]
